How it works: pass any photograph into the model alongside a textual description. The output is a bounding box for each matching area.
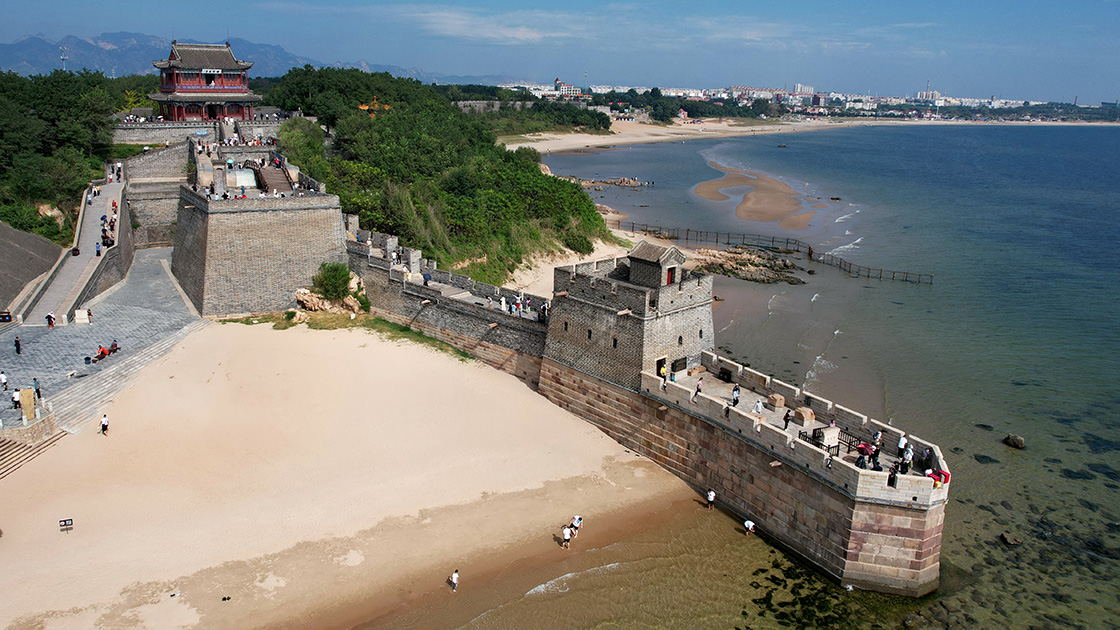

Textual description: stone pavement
[0,248,199,428]
[26,178,123,326]
[671,371,912,475]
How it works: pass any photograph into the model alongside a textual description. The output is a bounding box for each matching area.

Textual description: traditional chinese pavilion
[150,41,262,121]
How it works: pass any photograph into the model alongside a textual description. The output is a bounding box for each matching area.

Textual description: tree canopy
[271,67,610,283]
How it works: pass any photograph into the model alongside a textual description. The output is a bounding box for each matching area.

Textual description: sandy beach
[0,322,689,629]
[504,117,1120,155]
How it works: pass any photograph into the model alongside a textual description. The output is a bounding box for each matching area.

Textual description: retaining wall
[538,358,943,596]
[69,197,135,320]
[113,122,219,145]
[350,251,547,387]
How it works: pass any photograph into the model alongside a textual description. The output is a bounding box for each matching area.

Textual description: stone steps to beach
[49,319,208,434]
[0,320,207,479]
[0,432,66,481]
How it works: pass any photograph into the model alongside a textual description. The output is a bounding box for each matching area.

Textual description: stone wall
[350,251,547,387]
[122,143,190,249]
[170,193,209,314]
[544,261,714,389]
[538,358,943,596]
[113,122,218,145]
[172,188,346,316]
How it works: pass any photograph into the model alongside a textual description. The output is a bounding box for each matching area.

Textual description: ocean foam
[827,237,863,256]
[834,209,861,223]
[525,562,623,597]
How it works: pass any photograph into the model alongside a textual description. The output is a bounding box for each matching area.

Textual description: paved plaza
[0,248,199,428]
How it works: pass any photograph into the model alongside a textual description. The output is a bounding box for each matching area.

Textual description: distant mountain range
[0,32,523,85]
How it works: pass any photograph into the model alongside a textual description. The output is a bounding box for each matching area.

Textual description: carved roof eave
[153,59,254,69]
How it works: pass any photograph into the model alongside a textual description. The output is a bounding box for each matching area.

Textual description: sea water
[531,126,1120,628]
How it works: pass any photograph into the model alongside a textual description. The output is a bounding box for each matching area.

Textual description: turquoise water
[544,126,1120,628]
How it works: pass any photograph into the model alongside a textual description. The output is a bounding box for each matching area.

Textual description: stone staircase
[0,319,208,479]
[50,319,209,434]
[255,164,292,193]
[0,432,66,481]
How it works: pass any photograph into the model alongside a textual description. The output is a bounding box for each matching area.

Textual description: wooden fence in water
[618,222,934,285]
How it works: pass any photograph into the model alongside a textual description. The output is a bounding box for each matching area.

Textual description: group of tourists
[2,366,43,414]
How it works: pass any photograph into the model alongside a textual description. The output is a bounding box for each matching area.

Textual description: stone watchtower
[542,241,713,390]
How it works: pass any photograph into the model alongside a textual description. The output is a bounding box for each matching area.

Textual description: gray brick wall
[113,123,219,145]
[544,261,714,390]
[191,192,346,316]
[170,196,210,314]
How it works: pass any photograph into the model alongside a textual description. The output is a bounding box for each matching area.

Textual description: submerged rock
[1000,532,1023,546]
[1003,434,1027,449]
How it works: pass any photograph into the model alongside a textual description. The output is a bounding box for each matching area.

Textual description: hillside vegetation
[0,70,156,244]
[268,67,612,284]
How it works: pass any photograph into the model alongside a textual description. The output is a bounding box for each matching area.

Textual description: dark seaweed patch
[1086,462,1120,480]
[974,454,1000,464]
[1060,468,1097,480]
[1083,433,1120,454]
[974,423,994,431]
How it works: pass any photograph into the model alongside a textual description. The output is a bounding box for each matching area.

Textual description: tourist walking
[561,525,572,549]
[87,309,93,323]
[14,336,20,355]
[691,377,703,402]
[753,399,764,414]
[11,388,20,409]
[731,384,740,406]
[46,312,55,329]
[706,489,716,510]
[1,370,7,391]
[897,433,908,457]
[100,414,109,435]
[783,409,792,430]
[570,515,582,538]
[33,378,41,400]
[449,569,459,593]
[900,446,914,474]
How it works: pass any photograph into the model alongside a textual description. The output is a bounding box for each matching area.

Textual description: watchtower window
[666,267,676,285]
[699,329,704,339]
[612,337,618,348]
[678,335,684,346]
[587,329,592,340]
[563,321,568,332]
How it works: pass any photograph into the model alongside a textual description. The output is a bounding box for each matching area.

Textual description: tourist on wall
[706,489,716,510]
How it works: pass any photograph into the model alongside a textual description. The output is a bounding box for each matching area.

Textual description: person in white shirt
[449,569,459,592]
[706,489,716,510]
[744,520,756,536]
[898,433,909,457]
[570,515,583,538]
[561,526,572,549]
[753,399,764,414]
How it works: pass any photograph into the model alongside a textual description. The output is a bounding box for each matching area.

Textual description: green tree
[312,262,352,299]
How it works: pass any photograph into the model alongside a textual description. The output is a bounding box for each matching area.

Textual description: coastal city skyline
[6,0,1119,104]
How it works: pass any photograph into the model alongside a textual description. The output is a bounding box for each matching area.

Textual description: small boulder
[295,288,330,312]
[341,295,362,313]
[1000,532,1022,546]
[1003,434,1026,449]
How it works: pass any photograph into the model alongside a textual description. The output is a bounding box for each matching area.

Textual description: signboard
[194,130,209,136]
[201,68,222,74]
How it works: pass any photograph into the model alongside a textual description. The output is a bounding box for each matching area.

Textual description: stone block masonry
[172,187,346,316]
[351,250,547,387]
[123,143,191,248]
[538,358,942,596]
[113,122,219,146]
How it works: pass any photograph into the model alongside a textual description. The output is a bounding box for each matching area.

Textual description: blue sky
[11,0,1120,103]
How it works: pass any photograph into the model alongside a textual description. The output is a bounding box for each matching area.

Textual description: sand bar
[695,161,806,227]
[0,323,687,629]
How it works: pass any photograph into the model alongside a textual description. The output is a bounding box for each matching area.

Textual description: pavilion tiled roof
[153,42,253,71]
[629,240,686,265]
